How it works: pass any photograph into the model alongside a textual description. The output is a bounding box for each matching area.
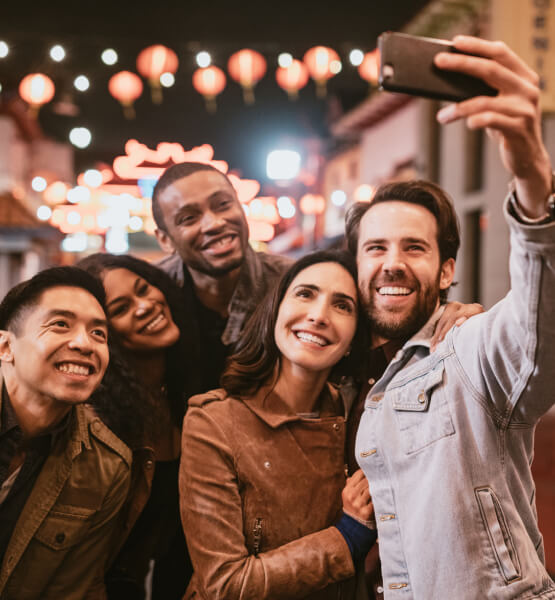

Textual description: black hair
[151,162,233,231]
[221,249,367,397]
[0,267,106,334]
[77,253,192,447]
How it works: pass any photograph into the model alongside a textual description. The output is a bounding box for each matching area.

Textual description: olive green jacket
[0,374,132,600]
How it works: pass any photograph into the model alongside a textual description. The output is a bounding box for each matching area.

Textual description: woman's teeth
[295,331,328,346]
[145,313,165,331]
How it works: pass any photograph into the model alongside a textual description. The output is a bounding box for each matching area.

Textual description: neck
[130,351,166,389]
[272,361,331,414]
[188,266,241,317]
[3,374,71,439]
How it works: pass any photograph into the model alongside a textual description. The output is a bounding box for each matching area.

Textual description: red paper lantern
[300,193,326,215]
[227,49,266,104]
[275,59,309,100]
[108,71,143,119]
[192,66,226,113]
[136,44,179,103]
[303,46,340,97]
[19,74,55,114]
[358,49,379,86]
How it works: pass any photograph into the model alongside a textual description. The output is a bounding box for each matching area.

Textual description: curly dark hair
[221,249,368,398]
[77,253,193,448]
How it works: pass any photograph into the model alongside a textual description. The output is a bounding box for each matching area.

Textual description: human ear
[439,258,455,290]
[0,330,14,363]
[154,228,177,255]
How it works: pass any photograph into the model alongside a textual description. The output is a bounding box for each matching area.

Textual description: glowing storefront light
[266,150,301,180]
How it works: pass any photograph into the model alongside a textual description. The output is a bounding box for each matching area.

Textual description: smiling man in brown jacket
[0,267,131,600]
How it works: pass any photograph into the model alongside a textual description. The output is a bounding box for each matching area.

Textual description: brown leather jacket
[0,397,132,600]
[180,383,360,600]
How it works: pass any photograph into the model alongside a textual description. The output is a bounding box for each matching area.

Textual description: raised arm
[435,35,552,212]
[435,37,555,421]
[180,406,356,600]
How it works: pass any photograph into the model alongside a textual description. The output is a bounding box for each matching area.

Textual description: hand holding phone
[378,32,497,102]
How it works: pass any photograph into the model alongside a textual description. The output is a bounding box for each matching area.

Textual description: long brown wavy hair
[221,249,367,398]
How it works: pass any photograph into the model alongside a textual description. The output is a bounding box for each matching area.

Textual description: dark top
[0,386,70,563]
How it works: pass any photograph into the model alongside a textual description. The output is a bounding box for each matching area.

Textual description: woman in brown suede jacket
[180,250,376,600]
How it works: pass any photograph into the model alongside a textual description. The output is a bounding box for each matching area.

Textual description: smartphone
[378,32,497,102]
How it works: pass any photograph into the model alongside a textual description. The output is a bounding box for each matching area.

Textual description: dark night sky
[1,1,430,181]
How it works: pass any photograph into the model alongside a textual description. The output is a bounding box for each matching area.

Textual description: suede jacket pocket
[391,361,455,454]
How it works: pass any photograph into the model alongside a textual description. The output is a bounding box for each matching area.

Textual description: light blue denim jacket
[356,199,555,599]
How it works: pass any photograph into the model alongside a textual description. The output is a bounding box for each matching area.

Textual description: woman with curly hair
[78,253,194,600]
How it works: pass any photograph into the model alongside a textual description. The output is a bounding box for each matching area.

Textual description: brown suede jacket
[180,382,361,600]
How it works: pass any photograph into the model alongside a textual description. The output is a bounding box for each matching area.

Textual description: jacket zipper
[252,518,262,556]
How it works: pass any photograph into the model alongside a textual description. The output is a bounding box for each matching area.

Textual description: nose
[200,210,225,233]
[134,297,154,318]
[307,298,330,326]
[67,326,93,355]
[382,247,406,275]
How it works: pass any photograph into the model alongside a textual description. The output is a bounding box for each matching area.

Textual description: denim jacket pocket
[391,362,455,454]
[475,487,522,584]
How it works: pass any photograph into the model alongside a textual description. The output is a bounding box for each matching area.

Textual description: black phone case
[378,32,497,102]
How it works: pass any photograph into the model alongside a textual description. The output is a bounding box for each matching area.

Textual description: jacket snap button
[264,461,271,469]
[418,392,426,403]
[145,460,154,469]
[55,532,66,544]
[332,423,340,431]
[368,378,376,386]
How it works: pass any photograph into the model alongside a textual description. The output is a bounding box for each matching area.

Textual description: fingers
[451,36,539,84]
[431,302,485,351]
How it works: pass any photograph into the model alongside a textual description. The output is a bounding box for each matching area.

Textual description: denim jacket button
[418,392,426,403]
[333,423,340,431]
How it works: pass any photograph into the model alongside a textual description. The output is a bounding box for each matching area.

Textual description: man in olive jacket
[0,267,131,599]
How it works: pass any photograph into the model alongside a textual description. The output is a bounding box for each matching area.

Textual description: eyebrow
[44,309,107,328]
[362,236,432,247]
[293,284,356,305]
[173,190,234,220]
[105,277,142,309]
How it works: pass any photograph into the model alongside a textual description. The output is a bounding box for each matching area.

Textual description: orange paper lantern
[19,73,55,114]
[300,193,325,215]
[275,59,309,100]
[227,49,266,104]
[192,66,226,113]
[358,49,379,86]
[108,71,143,119]
[136,44,179,103]
[303,46,340,97]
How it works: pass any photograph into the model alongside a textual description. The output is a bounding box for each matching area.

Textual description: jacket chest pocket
[391,362,455,454]
[34,504,95,551]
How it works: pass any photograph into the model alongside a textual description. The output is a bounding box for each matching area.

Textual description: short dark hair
[151,162,233,232]
[345,180,460,302]
[221,249,366,397]
[0,267,106,334]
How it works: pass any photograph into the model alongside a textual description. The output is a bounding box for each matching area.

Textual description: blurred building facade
[0,101,67,298]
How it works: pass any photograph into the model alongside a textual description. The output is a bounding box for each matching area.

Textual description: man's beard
[185,253,244,278]
[362,271,441,342]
